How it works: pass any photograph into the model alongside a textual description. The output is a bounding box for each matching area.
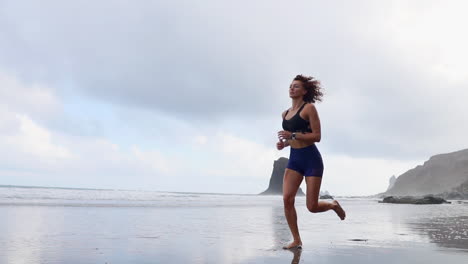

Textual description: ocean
[1,186,467,264]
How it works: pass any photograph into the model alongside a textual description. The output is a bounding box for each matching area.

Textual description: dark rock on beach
[319,194,334,199]
[380,195,451,204]
[259,157,305,196]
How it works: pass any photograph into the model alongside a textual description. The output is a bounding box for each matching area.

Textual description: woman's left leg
[305,176,346,220]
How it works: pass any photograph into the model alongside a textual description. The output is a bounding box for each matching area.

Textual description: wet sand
[1,196,467,263]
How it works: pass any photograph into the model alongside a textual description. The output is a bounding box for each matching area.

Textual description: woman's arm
[294,104,321,142]
[279,110,291,148]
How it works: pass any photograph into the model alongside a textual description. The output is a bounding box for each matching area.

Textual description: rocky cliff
[439,179,468,199]
[385,148,468,197]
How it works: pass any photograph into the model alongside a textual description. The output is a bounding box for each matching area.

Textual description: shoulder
[304,103,318,116]
[304,102,317,110]
[282,110,288,119]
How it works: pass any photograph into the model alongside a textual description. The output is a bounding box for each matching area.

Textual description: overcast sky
[1,0,468,195]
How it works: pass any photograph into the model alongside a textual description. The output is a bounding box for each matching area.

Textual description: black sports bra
[282,102,312,133]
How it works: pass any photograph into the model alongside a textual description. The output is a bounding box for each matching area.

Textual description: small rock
[380,195,450,204]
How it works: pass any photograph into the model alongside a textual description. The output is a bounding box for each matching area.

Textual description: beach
[1,186,467,264]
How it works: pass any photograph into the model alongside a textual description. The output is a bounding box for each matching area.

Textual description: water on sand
[1,186,467,264]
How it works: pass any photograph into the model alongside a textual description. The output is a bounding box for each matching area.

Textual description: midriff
[289,136,315,149]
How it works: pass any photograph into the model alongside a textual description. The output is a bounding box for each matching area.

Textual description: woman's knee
[307,202,319,213]
[283,194,295,208]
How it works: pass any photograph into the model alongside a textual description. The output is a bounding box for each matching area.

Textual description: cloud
[3,0,468,161]
[1,1,468,194]
[0,0,287,120]
[7,113,72,160]
[0,108,182,189]
[0,70,61,118]
[0,70,181,189]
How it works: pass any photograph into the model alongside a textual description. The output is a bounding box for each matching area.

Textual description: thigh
[283,168,304,197]
[305,176,322,205]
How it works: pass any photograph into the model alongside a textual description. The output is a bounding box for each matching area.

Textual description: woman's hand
[277,130,292,142]
[276,141,285,150]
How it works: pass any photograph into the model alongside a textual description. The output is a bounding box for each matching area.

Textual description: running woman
[277,74,346,250]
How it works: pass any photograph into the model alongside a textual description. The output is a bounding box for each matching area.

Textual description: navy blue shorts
[287,144,324,177]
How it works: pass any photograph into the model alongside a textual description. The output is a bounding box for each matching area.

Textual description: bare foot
[333,200,346,220]
[282,241,302,250]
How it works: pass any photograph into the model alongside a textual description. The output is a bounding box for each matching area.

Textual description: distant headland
[380,148,468,200]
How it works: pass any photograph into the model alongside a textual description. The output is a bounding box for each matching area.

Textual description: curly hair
[293,74,323,103]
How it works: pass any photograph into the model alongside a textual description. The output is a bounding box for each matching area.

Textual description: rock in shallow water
[319,194,334,199]
[380,195,451,204]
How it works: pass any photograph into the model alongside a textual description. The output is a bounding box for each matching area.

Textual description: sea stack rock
[259,157,305,195]
[387,175,396,191]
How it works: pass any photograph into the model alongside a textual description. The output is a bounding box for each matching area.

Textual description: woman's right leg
[283,168,304,248]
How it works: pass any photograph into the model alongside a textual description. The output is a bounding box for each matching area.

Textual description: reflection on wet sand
[270,205,291,249]
[270,205,303,264]
[287,248,302,264]
[408,215,468,251]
